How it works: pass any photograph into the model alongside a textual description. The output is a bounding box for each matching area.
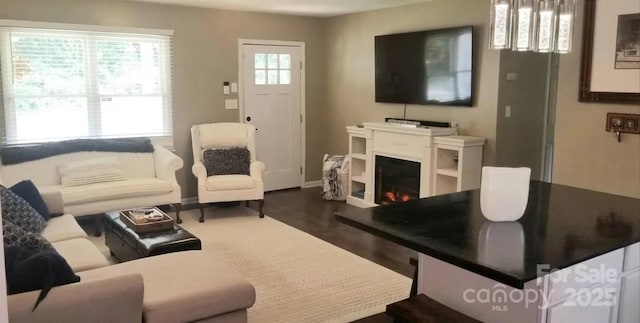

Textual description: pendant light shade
[556,0,576,53]
[490,0,514,49]
[534,0,557,52]
[489,0,575,54]
[513,0,535,51]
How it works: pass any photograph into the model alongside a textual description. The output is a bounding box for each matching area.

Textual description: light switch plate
[231,82,238,93]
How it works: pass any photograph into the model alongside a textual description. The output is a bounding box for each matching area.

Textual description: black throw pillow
[1,185,47,234]
[203,147,251,176]
[4,245,80,311]
[10,180,51,221]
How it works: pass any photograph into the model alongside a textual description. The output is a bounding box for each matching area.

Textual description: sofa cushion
[51,239,110,272]
[1,185,47,234]
[9,180,51,221]
[203,148,250,176]
[59,157,127,187]
[59,178,174,205]
[2,220,55,252]
[198,123,248,149]
[40,214,88,243]
[79,250,256,322]
[206,175,256,191]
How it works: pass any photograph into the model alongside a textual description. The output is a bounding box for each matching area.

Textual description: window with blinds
[0,26,173,145]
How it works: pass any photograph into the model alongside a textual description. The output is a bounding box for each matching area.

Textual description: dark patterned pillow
[1,185,47,234]
[203,147,251,176]
[2,219,55,252]
[10,180,51,221]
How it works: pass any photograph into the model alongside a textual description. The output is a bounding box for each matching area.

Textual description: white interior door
[242,44,302,191]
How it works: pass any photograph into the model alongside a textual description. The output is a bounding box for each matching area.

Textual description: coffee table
[104,211,201,262]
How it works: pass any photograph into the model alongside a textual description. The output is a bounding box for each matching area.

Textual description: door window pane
[279,70,291,84]
[254,54,266,68]
[267,70,279,84]
[267,54,278,69]
[279,54,291,69]
[255,69,266,85]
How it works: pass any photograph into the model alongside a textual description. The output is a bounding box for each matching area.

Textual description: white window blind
[0,26,173,145]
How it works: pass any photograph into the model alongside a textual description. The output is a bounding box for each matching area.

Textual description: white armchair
[191,123,265,222]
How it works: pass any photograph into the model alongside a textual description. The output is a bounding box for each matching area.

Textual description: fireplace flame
[382,191,414,204]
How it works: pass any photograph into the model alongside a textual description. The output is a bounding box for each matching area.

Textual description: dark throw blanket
[1,138,155,165]
[4,245,80,311]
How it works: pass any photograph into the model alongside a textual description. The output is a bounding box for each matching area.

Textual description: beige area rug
[88,207,411,322]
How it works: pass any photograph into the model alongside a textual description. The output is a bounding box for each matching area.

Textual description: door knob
[246,116,251,122]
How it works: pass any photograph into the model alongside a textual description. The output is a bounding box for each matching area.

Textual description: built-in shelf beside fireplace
[346,122,484,208]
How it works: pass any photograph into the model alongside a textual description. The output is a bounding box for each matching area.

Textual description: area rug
[88,207,411,322]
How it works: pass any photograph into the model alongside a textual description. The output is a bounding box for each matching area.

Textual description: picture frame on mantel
[579,0,640,104]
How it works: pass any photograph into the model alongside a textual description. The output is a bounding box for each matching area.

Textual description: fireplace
[375,156,420,205]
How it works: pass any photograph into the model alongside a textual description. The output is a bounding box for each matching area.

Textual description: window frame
[0,20,174,147]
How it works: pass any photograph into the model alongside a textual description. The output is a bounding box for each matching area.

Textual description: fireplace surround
[345,122,454,207]
[346,122,485,208]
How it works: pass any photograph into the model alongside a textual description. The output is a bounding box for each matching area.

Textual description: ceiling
[127,0,432,17]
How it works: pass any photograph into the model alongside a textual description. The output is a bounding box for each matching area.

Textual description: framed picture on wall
[579,0,640,104]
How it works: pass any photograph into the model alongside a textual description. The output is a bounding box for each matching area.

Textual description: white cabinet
[618,242,640,323]
[418,243,640,323]
[618,270,640,323]
[346,126,374,208]
[432,136,485,195]
[546,283,618,323]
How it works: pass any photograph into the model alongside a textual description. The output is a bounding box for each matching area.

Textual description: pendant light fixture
[489,0,576,54]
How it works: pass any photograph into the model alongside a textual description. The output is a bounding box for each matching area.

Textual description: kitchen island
[336,181,639,323]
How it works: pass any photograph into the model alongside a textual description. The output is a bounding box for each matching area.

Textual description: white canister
[480,166,531,222]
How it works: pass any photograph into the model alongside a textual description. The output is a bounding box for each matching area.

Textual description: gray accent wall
[495,50,550,180]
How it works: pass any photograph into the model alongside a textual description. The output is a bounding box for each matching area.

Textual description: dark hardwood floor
[248,187,416,278]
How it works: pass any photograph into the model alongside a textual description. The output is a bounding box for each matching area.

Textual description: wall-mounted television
[375,26,474,107]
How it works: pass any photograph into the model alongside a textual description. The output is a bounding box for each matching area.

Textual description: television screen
[375,26,473,107]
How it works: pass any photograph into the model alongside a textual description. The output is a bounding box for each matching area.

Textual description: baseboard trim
[303,180,321,188]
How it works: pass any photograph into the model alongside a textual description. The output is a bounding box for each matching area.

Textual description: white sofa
[0,144,184,225]
[6,194,256,323]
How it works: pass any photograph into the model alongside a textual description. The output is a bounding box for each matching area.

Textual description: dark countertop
[336,181,640,289]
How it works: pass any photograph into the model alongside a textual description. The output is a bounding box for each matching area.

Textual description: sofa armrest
[8,274,144,323]
[192,161,207,183]
[250,161,265,179]
[153,145,184,183]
